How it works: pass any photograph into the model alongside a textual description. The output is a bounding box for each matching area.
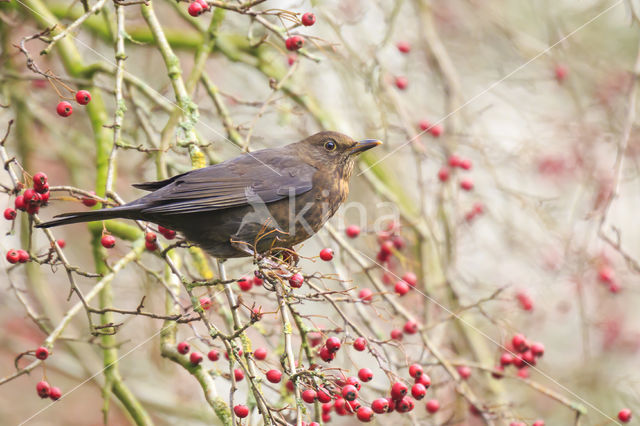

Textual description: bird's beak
[350,139,382,155]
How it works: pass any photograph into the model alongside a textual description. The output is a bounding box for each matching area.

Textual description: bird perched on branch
[37,131,381,258]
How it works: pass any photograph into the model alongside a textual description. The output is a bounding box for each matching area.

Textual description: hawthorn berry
[287,53,297,66]
[289,272,304,288]
[302,389,317,403]
[457,365,471,380]
[390,329,403,341]
[512,333,529,352]
[517,367,530,379]
[394,280,410,296]
[36,381,51,398]
[321,413,331,422]
[598,265,615,283]
[101,235,116,249]
[23,188,37,203]
[266,369,282,383]
[396,41,411,53]
[409,364,423,379]
[555,64,568,82]
[395,76,408,90]
[416,373,431,388]
[189,351,203,365]
[319,346,335,362]
[188,1,203,16]
[532,421,545,426]
[145,240,157,251]
[500,352,514,366]
[426,399,440,413]
[285,36,304,51]
[35,346,49,360]
[82,191,98,207]
[356,406,374,422]
[341,384,358,401]
[6,250,19,264]
[196,0,209,10]
[253,347,267,360]
[319,248,334,261]
[75,90,91,105]
[158,226,176,239]
[237,276,252,291]
[403,320,418,334]
[346,376,361,390]
[429,124,443,137]
[390,381,408,400]
[207,349,219,361]
[345,224,361,238]
[353,337,367,351]
[233,405,249,418]
[317,388,332,403]
[347,399,362,413]
[438,166,450,182]
[358,288,373,302]
[371,398,389,414]
[322,401,333,413]
[17,250,29,263]
[234,368,244,382]
[40,190,50,204]
[177,341,190,354]
[14,195,26,211]
[460,178,474,191]
[199,296,211,310]
[448,154,462,168]
[301,12,316,26]
[145,232,157,243]
[618,408,632,423]
[395,396,414,413]
[325,337,341,352]
[411,383,427,400]
[49,386,62,401]
[531,342,545,357]
[358,368,373,382]
[459,158,472,170]
[56,101,72,117]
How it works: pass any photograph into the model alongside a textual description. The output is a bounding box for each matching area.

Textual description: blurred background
[1,0,639,424]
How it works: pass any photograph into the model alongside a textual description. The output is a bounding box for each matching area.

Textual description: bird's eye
[324,140,337,151]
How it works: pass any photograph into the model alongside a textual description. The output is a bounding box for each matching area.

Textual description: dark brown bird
[37,131,381,258]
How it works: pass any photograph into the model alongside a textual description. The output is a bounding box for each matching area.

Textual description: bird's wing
[136,150,317,215]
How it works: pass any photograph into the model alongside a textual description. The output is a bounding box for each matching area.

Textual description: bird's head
[294,131,382,179]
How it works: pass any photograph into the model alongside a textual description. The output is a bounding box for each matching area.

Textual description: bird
[37,131,381,258]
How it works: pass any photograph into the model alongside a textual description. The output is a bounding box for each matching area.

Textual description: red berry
[189,351,203,365]
[618,409,632,423]
[347,399,362,413]
[429,124,443,137]
[199,296,212,310]
[15,195,26,211]
[371,398,389,414]
[188,1,203,16]
[237,276,252,291]
[341,384,358,401]
[253,347,267,360]
[403,320,418,334]
[531,342,545,357]
[426,399,440,413]
[101,235,116,249]
[158,226,176,239]
[356,406,374,422]
[532,421,545,426]
[319,346,335,362]
[394,280,410,296]
[438,166,450,182]
[448,154,462,168]
[460,178,474,191]
[17,249,29,263]
[82,191,98,207]
[358,288,373,302]
[516,291,534,311]
[326,336,341,352]
[23,188,37,203]
[411,383,426,400]
[555,64,568,82]
[491,365,505,379]
[396,41,411,53]
[234,368,244,381]
[500,352,514,366]
[390,329,403,341]
[512,333,529,352]
[145,231,157,243]
[196,0,209,10]
[287,53,297,66]
[233,405,249,418]
[457,365,471,380]
[395,396,414,413]
[40,190,50,204]
[522,350,536,365]
[416,373,431,388]
[6,249,19,264]
[390,382,408,400]
[49,386,62,401]
[35,346,49,360]
[395,76,408,90]
[459,158,472,170]
[285,36,304,51]
[321,413,331,422]
[317,388,331,403]
[302,389,317,403]
[301,12,316,26]
[353,337,367,351]
[289,272,304,288]
[56,101,73,117]
[346,376,361,390]
[358,368,373,382]
[517,367,529,378]
[144,240,157,251]
[408,364,423,379]
[75,90,91,105]
[266,369,282,383]
[346,224,361,238]
[177,341,190,354]
[207,349,219,361]
[36,380,51,398]
[598,265,615,283]
[319,248,334,261]
[401,272,417,287]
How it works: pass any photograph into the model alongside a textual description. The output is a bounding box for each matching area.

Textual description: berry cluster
[56,90,91,118]
[493,333,545,379]
[13,171,50,216]
[187,0,210,17]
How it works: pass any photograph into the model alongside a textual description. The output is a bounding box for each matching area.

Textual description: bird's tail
[36,206,137,229]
